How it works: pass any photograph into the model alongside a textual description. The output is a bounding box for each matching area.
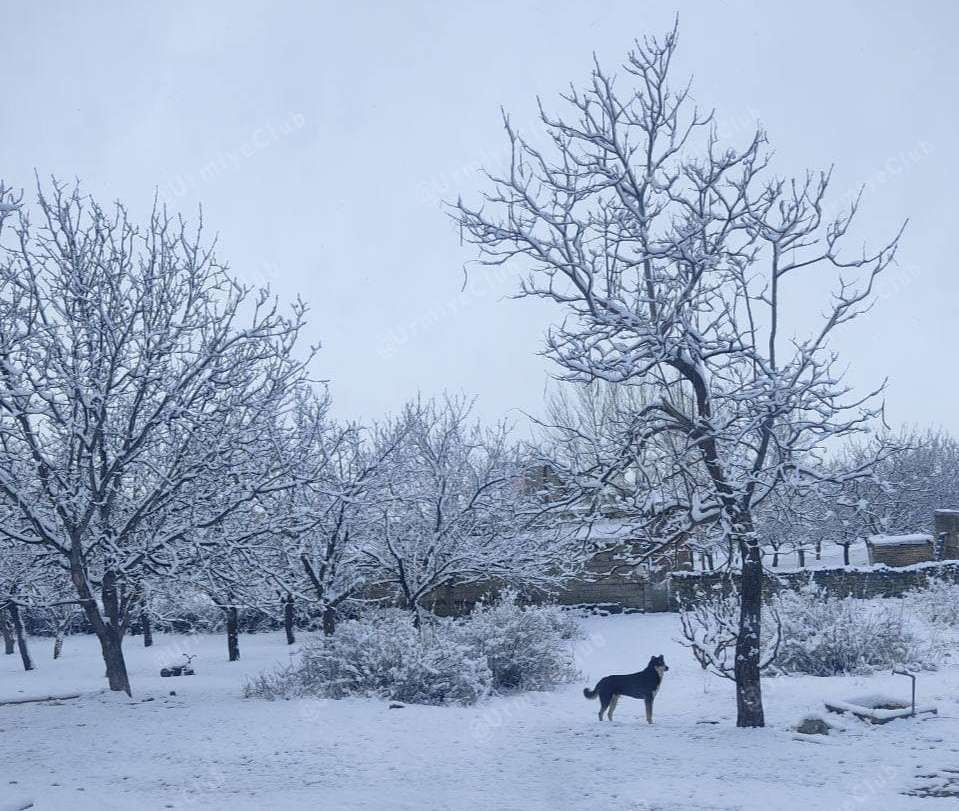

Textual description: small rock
[796,716,831,735]
[389,703,405,709]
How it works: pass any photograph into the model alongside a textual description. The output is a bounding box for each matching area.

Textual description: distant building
[427,518,693,615]
[934,509,959,559]
[866,534,935,567]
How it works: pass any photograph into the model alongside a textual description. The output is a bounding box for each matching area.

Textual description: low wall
[427,576,664,615]
[670,560,959,608]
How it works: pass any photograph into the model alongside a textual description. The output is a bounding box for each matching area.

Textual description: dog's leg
[607,694,619,721]
[645,697,653,725]
[598,696,608,721]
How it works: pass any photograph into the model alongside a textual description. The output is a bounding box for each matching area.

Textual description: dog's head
[650,654,669,675]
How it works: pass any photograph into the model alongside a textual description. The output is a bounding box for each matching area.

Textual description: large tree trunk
[1,610,14,655]
[322,604,336,636]
[734,536,765,728]
[284,594,295,645]
[141,611,153,648]
[96,627,130,692]
[225,602,240,662]
[7,603,34,672]
[71,562,131,694]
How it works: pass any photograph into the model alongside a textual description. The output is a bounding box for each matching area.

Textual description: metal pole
[893,668,916,717]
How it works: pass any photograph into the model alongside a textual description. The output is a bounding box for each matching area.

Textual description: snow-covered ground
[2,614,957,810]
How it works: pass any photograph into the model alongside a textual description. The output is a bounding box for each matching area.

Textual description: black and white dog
[583,655,669,723]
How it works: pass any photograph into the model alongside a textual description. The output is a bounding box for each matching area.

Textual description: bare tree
[829,428,959,543]
[0,180,311,693]
[533,379,720,570]
[455,26,902,726]
[285,399,407,636]
[361,395,576,626]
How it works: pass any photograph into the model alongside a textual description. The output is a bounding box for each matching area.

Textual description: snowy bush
[679,584,942,678]
[772,585,941,676]
[245,611,491,705]
[452,592,581,692]
[905,579,959,628]
[246,596,581,704]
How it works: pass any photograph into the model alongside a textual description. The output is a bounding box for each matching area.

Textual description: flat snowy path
[1,615,957,809]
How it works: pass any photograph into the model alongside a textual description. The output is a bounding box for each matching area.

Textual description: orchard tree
[362,396,577,626]
[456,27,902,726]
[0,534,41,670]
[532,380,720,569]
[831,428,959,539]
[274,390,409,636]
[0,180,311,693]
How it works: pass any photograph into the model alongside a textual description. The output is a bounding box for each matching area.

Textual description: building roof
[866,533,933,548]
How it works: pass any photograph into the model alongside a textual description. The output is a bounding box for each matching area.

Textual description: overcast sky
[3,1,957,432]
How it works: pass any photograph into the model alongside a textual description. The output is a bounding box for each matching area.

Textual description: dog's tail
[583,685,598,700]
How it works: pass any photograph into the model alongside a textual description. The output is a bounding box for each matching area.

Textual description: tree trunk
[322,604,336,636]
[734,535,765,728]
[705,552,714,571]
[71,562,131,694]
[815,539,822,561]
[7,603,34,672]
[284,594,295,645]
[141,611,153,648]
[0,611,14,655]
[842,543,851,566]
[97,627,131,692]
[772,550,779,568]
[53,631,64,660]
[226,604,240,662]
[797,548,806,568]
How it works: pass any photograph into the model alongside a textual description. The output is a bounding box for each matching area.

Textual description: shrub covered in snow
[904,578,959,628]
[772,585,942,676]
[245,610,491,705]
[245,596,581,705]
[452,591,582,692]
[679,583,942,678]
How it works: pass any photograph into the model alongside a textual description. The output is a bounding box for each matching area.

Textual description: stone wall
[670,560,959,608]
[423,544,686,615]
[427,572,658,616]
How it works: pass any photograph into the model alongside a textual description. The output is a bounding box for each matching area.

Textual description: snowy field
[2,613,958,810]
